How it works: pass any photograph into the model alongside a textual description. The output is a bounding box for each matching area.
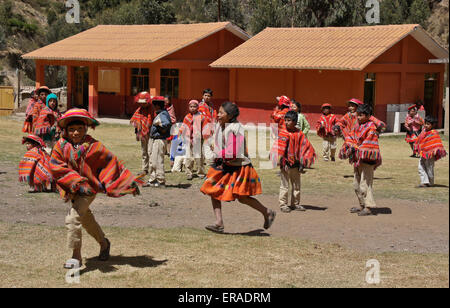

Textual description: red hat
[37,86,51,95]
[188,99,199,106]
[22,134,45,148]
[348,98,363,106]
[408,105,418,111]
[152,96,165,102]
[135,92,152,104]
[321,103,332,109]
[276,95,291,107]
[58,108,100,129]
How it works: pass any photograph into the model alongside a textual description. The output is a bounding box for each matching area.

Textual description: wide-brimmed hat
[276,95,291,107]
[22,134,45,148]
[58,108,100,129]
[135,91,152,104]
[152,96,165,108]
[321,103,332,109]
[348,98,363,106]
[37,86,51,95]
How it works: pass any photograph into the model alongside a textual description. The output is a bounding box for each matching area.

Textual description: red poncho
[22,98,38,133]
[414,130,447,161]
[130,106,154,141]
[19,146,54,191]
[341,121,382,169]
[33,106,61,136]
[316,114,337,138]
[271,108,289,132]
[271,128,316,169]
[50,135,142,201]
[30,100,46,133]
[179,112,210,144]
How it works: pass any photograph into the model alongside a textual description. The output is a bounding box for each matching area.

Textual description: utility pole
[218,0,221,22]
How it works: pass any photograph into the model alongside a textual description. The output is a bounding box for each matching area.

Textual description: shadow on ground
[80,255,168,275]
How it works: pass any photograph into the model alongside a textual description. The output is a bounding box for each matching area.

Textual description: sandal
[205,224,224,233]
[280,206,291,213]
[64,258,82,269]
[264,210,276,230]
[98,238,111,261]
[358,208,374,216]
[291,205,306,211]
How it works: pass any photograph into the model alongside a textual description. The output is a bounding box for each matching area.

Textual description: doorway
[424,73,437,118]
[74,67,89,109]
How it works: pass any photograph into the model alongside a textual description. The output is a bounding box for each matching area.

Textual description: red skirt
[200,163,262,202]
[405,131,420,143]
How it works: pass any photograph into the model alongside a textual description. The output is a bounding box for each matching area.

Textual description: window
[160,69,179,98]
[131,68,149,96]
[364,73,376,109]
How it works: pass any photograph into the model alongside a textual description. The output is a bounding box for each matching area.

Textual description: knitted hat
[408,105,418,111]
[58,108,100,129]
[188,99,199,106]
[348,98,363,106]
[46,93,58,108]
[276,95,291,107]
[321,103,332,109]
[22,134,45,148]
[152,96,165,108]
[135,91,152,104]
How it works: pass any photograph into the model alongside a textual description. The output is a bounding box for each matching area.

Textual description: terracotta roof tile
[22,22,249,62]
[211,24,448,71]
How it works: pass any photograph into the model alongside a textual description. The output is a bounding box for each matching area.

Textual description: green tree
[408,0,431,26]
[380,0,410,24]
[248,0,290,34]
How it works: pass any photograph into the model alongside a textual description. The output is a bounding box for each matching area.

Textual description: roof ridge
[264,24,419,31]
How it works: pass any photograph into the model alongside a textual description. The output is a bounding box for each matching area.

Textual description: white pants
[418,158,435,185]
[171,156,185,173]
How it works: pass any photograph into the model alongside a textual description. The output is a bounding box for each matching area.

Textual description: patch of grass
[0,222,447,288]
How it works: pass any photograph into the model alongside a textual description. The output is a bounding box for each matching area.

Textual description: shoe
[350,207,363,213]
[291,205,306,211]
[331,157,336,162]
[98,238,111,261]
[187,175,193,181]
[205,224,224,234]
[143,181,154,187]
[358,208,374,216]
[280,206,291,213]
[154,183,165,188]
[264,210,276,229]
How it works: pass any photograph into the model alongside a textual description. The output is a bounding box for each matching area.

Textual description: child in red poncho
[19,134,54,193]
[273,111,316,213]
[341,104,382,216]
[415,116,447,187]
[50,108,142,269]
[179,100,210,180]
[130,92,154,176]
[404,105,424,157]
[316,103,338,162]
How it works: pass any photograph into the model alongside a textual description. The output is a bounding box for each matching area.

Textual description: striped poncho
[130,106,153,141]
[22,98,38,133]
[179,112,210,144]
[30,101,46,133]
[19,146,54,191]
[404,114,424,143]
[50,135,142,201]
[271,108,289,132]
[340,121,382,169]
[34,106,61,136]
[414,130,447,161]
[316,114,337,138]
[272,128,316,169]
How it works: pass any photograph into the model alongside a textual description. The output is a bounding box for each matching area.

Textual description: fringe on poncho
[339,121,382,169]
[50,135,143,201]
[271,128,316,169]
[19,147,54,191]
[130,107,153,141]
[414,130,447,161]
[179,112,210,144]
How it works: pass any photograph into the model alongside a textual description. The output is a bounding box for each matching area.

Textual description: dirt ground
[1,162,448,255]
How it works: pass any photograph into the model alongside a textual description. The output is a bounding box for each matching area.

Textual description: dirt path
[1,163,448,254]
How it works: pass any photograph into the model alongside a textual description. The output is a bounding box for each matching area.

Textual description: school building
[23,23,448,128]
[22,22,249,119]
[211,24,449,127]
